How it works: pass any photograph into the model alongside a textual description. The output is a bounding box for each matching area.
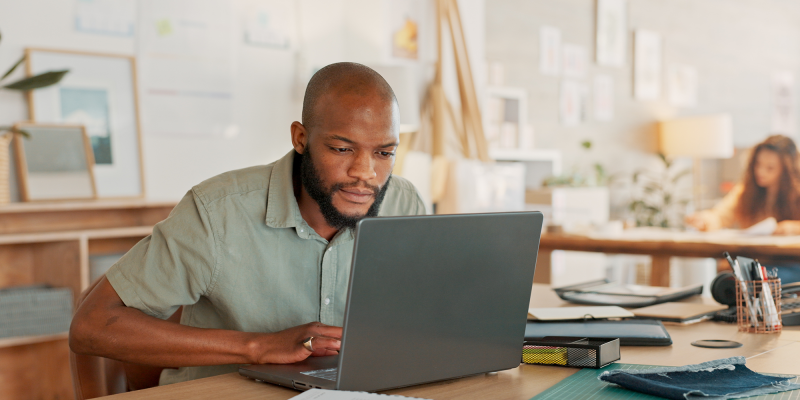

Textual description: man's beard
[299,150,392,230]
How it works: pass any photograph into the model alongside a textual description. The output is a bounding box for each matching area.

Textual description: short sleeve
[106,188,217,319]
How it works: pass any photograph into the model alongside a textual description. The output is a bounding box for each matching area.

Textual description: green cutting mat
[531,363,800,400]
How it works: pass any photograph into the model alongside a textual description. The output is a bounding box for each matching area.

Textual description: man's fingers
[306,336,341,355]
[311,348,339,357]
[311,325,343,339]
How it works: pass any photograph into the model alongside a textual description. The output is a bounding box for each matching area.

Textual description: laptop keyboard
[301,367,339,381]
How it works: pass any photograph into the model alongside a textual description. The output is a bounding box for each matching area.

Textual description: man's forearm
[70,277,261,367]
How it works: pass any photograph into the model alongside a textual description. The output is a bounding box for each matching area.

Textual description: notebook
[631,302,728,324]
[527,306,634,321]
[525,319,672,346]
[291,389,429,399]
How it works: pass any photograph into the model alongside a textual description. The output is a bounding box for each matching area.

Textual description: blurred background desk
[537,229,800,287]
[99,283,800,400]
[0,200,175,400]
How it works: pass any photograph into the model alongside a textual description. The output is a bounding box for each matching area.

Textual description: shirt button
[327,248,332,252]
[299,229,304,233]
[324,297,331,305]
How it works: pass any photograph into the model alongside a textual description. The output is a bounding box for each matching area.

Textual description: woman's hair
[735,134,800,226]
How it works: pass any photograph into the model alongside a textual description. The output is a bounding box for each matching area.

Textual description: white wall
[486,0,800,216]
[0,0,485,201]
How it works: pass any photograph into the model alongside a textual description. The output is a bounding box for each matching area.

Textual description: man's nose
[348,151,377,182]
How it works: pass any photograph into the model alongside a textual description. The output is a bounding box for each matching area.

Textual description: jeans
[599,356,800,399]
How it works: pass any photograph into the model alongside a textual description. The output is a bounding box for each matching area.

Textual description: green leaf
[3,69,69,91]
[1,55,25,82]
[657,152,670,168]
[671,168,692,183]
[581,140,592,150]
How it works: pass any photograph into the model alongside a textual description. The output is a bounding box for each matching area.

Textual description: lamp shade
[658,114,734,158]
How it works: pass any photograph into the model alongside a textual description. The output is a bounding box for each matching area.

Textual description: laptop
[239,211,543,392]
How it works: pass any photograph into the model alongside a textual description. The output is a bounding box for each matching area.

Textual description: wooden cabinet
[0,200,175,400]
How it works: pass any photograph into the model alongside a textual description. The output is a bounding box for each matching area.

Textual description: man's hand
[775,220,800,235]
[70,277,343,368]
[685,211,720,231]
[247,322,342,365]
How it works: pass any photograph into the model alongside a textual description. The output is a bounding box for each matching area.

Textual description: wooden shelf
[0,332,68,349]
[0,199,176,214]
[0,226,155,245]
[0,200,172,399]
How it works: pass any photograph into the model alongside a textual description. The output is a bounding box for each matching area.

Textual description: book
[631,302,728,324]
[528,306,634,321]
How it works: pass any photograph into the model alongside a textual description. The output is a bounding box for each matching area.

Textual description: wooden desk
[537,229,800,286]
[102,284,800,400]
[0,200,175,400]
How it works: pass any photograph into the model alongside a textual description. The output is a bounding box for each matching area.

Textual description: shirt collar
[264,150,354,243]
[265,150,302,229]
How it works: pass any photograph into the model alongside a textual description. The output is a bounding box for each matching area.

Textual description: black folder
[524,319,672,346]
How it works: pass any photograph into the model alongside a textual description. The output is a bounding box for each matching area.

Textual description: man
[70,62,426,385]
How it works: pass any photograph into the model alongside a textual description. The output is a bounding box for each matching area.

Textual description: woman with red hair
[686,134,800,234]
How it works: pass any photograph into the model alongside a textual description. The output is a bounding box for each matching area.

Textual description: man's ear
[290,121,309,154]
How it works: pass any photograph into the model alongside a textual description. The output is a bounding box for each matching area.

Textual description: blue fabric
[763,262,800,283]
[598,357,800,400]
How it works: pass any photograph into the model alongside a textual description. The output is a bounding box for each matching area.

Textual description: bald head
[301,62,398,133]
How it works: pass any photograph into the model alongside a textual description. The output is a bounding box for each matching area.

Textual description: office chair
[69,277,182,400]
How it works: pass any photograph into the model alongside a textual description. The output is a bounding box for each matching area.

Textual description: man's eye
[333,147,350,153]
[378,151,395,158]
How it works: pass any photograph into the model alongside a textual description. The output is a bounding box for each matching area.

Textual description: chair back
[70,277,182,400]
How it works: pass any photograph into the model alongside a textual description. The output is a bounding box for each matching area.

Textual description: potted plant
[0,29,69,204]
[628,153,691,228]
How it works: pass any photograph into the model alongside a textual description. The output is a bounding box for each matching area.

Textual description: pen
[732,259,759,327]
[723,252,736,271]
[756,260,781,330]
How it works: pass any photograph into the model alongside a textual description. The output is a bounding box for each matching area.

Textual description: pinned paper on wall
[561,80,586,126]
[772,71,796,136]
[388,0,423,61]
[242,0,295,49]
[539,26,561,76]
[74,0,136,37]
[593,75,614,121]
[562,44,588,78]
[633,29,662,100]
[667,64,698,107]
[596,0,627,67]
[138,0,236,137]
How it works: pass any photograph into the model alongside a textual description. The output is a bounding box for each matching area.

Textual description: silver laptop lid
[335,212,542,392]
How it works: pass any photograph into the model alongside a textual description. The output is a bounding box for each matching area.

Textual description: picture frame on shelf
[25,48,144,199]
[484,86,530,151]
[13,123,97,202]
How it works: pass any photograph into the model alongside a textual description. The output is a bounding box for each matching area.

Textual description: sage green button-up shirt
[106,150,425,385]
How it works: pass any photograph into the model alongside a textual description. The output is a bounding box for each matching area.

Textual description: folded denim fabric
[598,356,800,399]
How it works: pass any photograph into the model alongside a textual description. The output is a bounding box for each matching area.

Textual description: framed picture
[13,123,97,202]
[25,48,144,199]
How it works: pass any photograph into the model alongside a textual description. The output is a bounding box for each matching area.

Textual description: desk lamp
[658,114,734,211]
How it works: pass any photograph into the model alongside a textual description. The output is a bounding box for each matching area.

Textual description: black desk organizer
[522,336,620,369]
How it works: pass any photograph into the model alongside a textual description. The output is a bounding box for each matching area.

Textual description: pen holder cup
[522,337,620,369]
[736,278,782,333]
